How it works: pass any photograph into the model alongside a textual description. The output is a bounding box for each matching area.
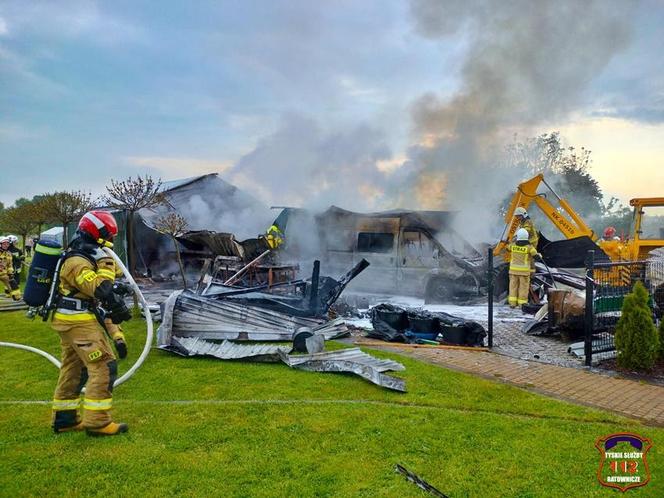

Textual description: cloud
[123,156,233,179]
[338,76,385,104]
[0,16,8,36]
[0,1,145,45]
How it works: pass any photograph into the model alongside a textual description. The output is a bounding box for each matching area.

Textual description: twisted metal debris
[160,337,406,392]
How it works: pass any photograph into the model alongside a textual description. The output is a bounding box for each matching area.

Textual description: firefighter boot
[86,422,129,437]
[53,410,84,434]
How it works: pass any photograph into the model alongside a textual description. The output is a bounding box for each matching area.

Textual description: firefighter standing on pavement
[508,228,540,309]
[51,211,131,436]
[0,237,22,301]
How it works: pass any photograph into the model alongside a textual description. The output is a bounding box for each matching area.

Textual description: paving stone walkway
[358,342,664,426]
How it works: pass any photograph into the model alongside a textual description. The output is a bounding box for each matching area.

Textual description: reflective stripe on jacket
[509,243,538,275]
[53,252,117,324]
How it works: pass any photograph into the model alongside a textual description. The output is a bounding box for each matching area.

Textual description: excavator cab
[628,198,664,261]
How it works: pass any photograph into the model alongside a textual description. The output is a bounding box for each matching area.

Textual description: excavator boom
[494,174,595,260]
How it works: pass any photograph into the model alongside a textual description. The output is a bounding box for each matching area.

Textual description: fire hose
[0,246,153,388]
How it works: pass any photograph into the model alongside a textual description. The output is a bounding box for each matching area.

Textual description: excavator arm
[494,174,596,260]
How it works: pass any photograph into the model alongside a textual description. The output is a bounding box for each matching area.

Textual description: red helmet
[603,226,616,239]
[78,210,118,242]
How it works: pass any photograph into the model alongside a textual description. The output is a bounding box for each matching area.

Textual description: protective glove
[112,331,128,359]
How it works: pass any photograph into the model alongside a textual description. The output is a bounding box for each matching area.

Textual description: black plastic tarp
[369,304,486,346]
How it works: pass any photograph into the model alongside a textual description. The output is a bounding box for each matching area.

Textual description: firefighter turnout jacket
[508,242,538,276]
[0,248,21,300]
[519,218,539,248]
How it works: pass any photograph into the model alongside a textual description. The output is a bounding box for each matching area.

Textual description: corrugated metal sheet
[279,348,406,392]
[167,337,287,362]
[158,290,350,345]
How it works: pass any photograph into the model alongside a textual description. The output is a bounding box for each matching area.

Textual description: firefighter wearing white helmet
[0,236,22,301]
[7,234,24,286]
[513,206,539,248]
[508,228,540,309]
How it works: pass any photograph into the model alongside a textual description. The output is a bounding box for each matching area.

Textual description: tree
[43,191,97,244]
[1,204,36,249]
[103,175,163,276]
[26,194,55,237]
[153,212,189,289]
[501,132,630,238]
[614,281,659,371]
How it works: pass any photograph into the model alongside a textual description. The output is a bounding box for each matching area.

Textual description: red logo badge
[595,432,652,492]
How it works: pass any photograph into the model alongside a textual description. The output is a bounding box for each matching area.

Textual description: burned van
[278,206,486,302]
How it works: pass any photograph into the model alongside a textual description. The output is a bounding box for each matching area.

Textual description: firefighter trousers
[0,273,20,299]
[508,272,530,307]
[51,320,117,429]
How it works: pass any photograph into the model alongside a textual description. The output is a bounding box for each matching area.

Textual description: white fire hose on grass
[0,247,153,388]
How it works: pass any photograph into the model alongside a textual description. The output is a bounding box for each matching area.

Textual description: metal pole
[224,250,270,286]
[309,260,320,313]
[487,246,494,348]
[584,250,594,367]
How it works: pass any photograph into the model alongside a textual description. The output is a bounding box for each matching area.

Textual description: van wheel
[425,277,453,304]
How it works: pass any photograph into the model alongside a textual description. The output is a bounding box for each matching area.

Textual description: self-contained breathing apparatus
[25,234,132,333]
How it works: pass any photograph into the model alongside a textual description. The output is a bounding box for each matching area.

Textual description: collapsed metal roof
[157,290,351,344]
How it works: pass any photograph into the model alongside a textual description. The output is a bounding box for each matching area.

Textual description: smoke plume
[401,0,637,241]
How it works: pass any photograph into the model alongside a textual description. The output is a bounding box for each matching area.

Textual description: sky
[1,0,663,211]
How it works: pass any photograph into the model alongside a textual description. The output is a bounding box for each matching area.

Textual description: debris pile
[368,304,486,346]
[157,258,406,391]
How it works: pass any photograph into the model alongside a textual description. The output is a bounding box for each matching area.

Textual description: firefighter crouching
[508,228,541,310]
[0,237,22,301]
[51,211,131,436]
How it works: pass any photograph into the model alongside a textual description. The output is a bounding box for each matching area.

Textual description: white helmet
[7,235,18,244]
[514,207,527,217]
[515,228,529,242]
[0,236,9,245]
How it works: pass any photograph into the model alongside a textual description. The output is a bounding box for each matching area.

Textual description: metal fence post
[487,246,494,348]
[584,250,595,366]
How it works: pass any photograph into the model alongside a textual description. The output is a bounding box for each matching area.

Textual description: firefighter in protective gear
[8,235,24,286]
[514,207,539,248]
[0,237,22,301]
[51,210,131,436]
[265,224,284,249]
[514,207,538,274]
[602,226,620,241]
[508,228,540,309]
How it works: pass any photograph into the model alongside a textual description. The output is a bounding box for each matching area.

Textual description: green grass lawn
[1,310,662,497]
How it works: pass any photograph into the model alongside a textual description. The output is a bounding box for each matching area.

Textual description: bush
[614,281,659,371]
[659,318,664,359]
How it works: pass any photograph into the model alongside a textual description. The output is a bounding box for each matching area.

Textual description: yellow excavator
[494,173,664,265]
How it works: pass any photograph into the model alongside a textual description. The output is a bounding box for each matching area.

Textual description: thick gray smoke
[229,113,393,212]
[401,0,637,242]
